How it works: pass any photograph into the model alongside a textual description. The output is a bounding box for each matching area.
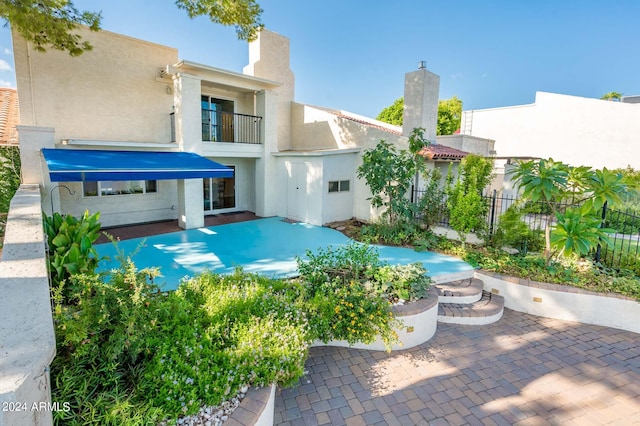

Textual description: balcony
[170,110,263,144]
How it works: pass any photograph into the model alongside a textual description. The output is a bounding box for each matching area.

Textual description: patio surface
[275,309,640,425]
[96,213,640,424]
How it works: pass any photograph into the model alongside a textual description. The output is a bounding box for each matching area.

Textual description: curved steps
[434,277,504,325]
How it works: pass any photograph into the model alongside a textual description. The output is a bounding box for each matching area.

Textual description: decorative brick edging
[311,286,439,351]
[225,384,275,426]
[476,270,640,334]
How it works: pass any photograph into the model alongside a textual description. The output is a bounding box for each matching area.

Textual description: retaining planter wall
[477,270,640,334]
[312,287,439,351]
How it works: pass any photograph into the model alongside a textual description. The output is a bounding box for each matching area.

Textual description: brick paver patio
[275,308,640,425]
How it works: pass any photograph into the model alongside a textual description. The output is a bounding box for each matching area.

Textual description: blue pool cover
[95,217,474,291]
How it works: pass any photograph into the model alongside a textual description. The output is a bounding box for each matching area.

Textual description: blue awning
[42,149,234,182]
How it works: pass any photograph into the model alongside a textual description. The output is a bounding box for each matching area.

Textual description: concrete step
[437,290,504,325]
[434,277,484,304]
[431,269,475,285]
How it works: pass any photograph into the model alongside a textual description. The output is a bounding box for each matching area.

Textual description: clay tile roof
[0,88,19,145]
[314,106,403,136]
[419,144,469,161]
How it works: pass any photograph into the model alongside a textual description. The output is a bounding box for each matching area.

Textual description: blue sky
[1,1,639,118]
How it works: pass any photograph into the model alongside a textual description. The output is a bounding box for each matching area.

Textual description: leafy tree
[437,96,462,135]
[600,91,622,101]
[376,97,404,126]
[446,154,494,246]
[356,128,429,224]
[376,96,463,135]
[0,146,21,213]
[1,0,263,56]
[508,158,632,263]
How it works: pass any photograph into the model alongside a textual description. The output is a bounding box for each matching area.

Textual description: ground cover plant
[47,213,425,424]
[52,259,312,425]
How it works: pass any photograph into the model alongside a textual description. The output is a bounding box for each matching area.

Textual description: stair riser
[437,309,504,325]
[431,270,475,285]
[437,293,483,304]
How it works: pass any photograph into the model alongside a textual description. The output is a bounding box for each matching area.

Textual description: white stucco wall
[464,92,640,169]
[289,103,408,223]
[244,30,295,151]
[436,134,495,157]
[321,154,357,223]
[12,27,177,144]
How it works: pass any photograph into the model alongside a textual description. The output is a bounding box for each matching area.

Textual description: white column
[173,72,205,229]
[16,125,56,215]
[254,90,279,218]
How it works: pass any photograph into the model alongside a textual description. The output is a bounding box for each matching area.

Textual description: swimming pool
[95,217,474,291]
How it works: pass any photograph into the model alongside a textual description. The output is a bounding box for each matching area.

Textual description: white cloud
[451,73,464,80]
[0,80,13,87]
[3,47,11,55]
[0,59,12,72]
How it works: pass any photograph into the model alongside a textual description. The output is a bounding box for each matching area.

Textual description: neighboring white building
[461,91,640,170]
[12,26,492,228]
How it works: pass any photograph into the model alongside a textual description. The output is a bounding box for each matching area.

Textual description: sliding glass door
[203,165,236,212]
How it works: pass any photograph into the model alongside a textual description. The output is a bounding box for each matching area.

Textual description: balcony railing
[169,110,263,144]
[202,110,262,144]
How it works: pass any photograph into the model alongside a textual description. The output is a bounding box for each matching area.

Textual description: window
[328,180,350,193]
[83,180,158,197]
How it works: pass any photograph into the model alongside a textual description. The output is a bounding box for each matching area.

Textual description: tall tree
[600,92,622,101]
[376,96,463,135]
[376,97,404,126]
[437,96,462,135]
[1,0,264,56]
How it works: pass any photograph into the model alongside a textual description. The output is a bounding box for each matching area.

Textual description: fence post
[595,201,608,263]
[488,189,498,237]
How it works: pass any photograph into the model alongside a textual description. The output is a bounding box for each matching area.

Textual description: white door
[287,162,308,222]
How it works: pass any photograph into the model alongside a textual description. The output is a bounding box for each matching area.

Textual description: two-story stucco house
[13,26,492,229]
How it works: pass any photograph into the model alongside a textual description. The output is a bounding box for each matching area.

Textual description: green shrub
[139,270,310,416]
[44,211,102,302]
[297,242,434,350]
[51,259,165,425]
[491,205,544,254]
[360,221,435,248]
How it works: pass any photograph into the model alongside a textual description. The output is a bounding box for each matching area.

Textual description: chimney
[402,61,440,140]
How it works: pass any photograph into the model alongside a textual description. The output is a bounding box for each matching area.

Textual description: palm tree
[600,91,622,101]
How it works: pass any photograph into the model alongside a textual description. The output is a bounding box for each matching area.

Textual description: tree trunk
[544,214,552,264]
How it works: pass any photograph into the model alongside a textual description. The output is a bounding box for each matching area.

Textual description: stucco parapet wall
[272,148,361,157]
[59,140,180,150]
[0,184,55,426]
[476,270,640,334]
[16,125,55,133]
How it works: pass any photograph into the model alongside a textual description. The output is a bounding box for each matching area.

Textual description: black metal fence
[412,188,640,270]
